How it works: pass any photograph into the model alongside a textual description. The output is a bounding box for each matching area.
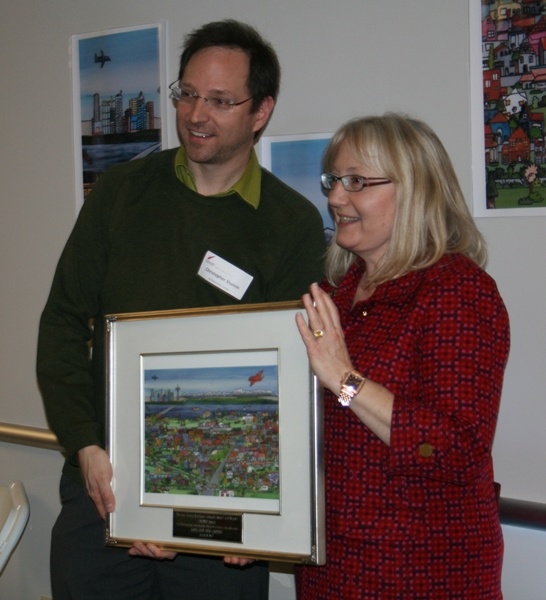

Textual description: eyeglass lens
[321,173,391,192]
[169,83,251,113]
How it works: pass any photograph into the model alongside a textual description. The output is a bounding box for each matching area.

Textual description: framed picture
[259,133,334,242]
[471,1,546,217]
[105,301,325,564]
[71,23,168,212]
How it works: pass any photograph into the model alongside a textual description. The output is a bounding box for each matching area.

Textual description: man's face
[176,46,271,169]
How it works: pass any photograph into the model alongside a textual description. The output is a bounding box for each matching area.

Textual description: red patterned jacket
[297,253,510,599]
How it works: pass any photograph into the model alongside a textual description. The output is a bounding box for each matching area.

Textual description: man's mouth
[190,130,211,138]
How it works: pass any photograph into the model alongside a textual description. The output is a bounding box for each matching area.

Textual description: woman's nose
[327,184,350,208]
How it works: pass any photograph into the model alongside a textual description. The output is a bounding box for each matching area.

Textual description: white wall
[1,1,545,598]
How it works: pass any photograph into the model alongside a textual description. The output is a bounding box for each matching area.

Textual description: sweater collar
[174,146,261,209]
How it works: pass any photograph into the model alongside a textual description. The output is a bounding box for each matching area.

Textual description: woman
[295,114,509,599]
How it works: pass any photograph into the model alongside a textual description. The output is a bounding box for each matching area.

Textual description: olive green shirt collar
[174,146,261,209]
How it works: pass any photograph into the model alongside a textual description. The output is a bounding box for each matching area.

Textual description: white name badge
[197,251,254,301]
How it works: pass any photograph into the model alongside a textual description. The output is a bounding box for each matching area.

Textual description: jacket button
[418,443,434,458]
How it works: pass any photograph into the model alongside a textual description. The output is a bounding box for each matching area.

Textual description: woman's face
[327,140,397,272]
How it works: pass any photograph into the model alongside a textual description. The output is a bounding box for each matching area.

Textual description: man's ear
[252,96,275,135]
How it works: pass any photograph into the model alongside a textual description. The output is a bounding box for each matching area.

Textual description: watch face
[346,372,363,388]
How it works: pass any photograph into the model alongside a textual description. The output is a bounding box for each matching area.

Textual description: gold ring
[313,329,324,338]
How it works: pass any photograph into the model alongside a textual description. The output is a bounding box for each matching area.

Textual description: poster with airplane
[71,23,167,211]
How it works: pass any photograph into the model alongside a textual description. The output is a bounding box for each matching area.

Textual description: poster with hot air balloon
[142,353,281,511]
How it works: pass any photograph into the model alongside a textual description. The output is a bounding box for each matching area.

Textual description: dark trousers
[51,475,269,600]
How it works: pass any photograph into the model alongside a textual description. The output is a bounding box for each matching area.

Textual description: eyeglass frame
[321,172,392,193]
[168,81,254,113]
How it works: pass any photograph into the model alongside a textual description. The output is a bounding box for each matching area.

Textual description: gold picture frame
[105,301,325,564]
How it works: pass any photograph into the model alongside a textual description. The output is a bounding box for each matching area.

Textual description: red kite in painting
[248,370,264,386]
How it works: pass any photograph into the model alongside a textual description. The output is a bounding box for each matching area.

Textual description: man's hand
[128,543,254,566]
[78,445,115,520]
[223,556,255,567]
[128,542,177,560]
[78,446,258,566]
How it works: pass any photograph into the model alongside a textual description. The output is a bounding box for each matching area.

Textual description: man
[37,19,324,600]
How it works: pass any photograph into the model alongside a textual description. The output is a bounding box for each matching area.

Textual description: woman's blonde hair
[323,113,487,286]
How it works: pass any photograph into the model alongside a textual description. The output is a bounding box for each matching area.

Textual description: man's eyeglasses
[169,82,253,113]
[321,172,392,193]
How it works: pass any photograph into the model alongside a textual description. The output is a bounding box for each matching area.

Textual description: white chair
[0,481,30,573]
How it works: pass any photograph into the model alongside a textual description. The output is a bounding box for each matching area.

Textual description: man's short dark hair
[178,19,281,114]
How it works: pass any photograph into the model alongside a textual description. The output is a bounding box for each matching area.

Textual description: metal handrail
[499,497,546,531]
[0,421,63,452]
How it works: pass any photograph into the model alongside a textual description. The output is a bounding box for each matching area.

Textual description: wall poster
[259,133,334,240]
[472,1,546,216]
[71,23,167,211]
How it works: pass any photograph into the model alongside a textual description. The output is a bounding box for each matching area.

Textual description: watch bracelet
[337,370,366,407]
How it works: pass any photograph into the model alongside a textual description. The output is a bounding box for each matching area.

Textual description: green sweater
[37,148,325,482]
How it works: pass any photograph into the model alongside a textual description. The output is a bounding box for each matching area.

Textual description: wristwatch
[338,370,366,407]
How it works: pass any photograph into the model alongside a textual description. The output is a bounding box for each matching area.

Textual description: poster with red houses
[478,0,546,215]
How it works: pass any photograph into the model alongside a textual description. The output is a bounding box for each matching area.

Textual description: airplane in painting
[94,50,111,68]
[248,370,264,386]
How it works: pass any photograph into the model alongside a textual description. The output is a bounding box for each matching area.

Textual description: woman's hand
[295,283,353,394]
[296,283,394,445]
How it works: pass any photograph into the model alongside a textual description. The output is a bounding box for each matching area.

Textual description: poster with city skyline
[71,23,167,211]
